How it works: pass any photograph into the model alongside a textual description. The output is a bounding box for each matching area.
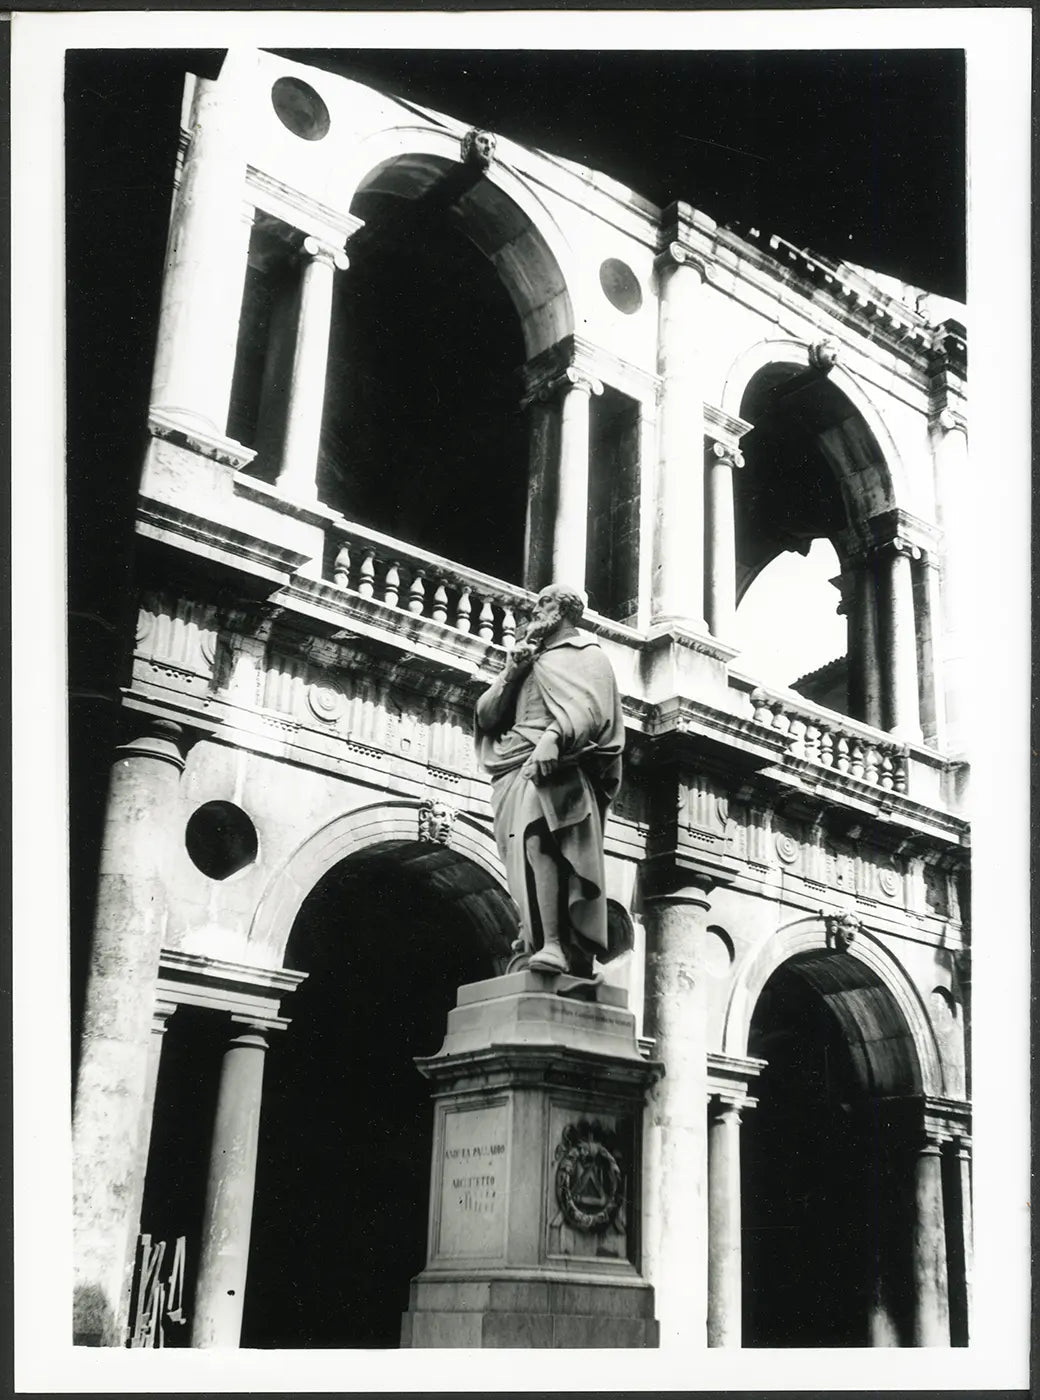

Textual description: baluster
[787,717,806,758]
[750,689,773,726]
[863,742,880,786]
[894,750,908,794]
[456,588,472,633]
[358,550,376,599]
[501,605,517,650]
[333,543,351,589]
[818,727,834,767]
[804,723,821,764]
[772,708,791,737]
[477,597,495,642]
[849,738,865,781]
[878,749,895,790]
[431,581,448,625]
[408,571,426,616]
[383,563,401,609]
[834,734,850,774]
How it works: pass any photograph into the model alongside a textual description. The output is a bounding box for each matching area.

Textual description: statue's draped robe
[475,634,624,959]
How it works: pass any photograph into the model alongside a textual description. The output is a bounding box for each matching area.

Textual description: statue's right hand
[505,643,536,676]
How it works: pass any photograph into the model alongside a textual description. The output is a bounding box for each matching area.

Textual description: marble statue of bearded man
[475,584,624,976]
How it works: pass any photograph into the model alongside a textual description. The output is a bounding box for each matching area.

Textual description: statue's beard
[524,614,558,650]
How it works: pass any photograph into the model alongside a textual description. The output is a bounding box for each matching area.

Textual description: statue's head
[537,584,585,627]
[525,584,584,646]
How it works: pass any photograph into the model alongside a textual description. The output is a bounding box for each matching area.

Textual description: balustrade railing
[328,523,534,651]
[747,685,908,792]
[325,523,914,798]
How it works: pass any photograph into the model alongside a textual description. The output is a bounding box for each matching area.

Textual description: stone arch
[343,124,579,356]
[721,913,945,1097]
[717,335,910,521]
[247,799,511,968]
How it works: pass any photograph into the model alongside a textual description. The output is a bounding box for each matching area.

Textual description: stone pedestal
[402,971,662,1348]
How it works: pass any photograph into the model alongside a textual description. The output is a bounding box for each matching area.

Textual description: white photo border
[11,7,1031,1393]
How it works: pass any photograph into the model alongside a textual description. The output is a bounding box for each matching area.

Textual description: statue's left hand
[520,731,560,784]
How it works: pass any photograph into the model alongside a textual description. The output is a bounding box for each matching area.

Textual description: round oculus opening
[599,258,643,315]
[186,800,259,881]
[271,76,331,142]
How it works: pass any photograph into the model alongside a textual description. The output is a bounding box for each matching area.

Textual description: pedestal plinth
[402,971,663,1348]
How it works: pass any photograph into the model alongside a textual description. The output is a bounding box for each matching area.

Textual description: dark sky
[284,47,966,300]
[64,44,966,625]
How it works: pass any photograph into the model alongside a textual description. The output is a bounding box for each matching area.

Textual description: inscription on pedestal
[436,1104,508,1260]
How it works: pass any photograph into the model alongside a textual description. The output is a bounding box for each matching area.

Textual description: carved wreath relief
[553,1120,624,1233]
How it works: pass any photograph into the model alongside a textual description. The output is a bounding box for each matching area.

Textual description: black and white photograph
[10,7,1030,1393]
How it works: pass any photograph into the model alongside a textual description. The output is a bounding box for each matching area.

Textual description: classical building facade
[71,50,971,1350]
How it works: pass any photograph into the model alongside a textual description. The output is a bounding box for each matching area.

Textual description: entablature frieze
[245,165,364,246]
[521,332,661,408]
[156,947,308,1027]
[638,752,967,923]
[842,507,944,564]
[707,1051,768,1108]
[703,403,754,451]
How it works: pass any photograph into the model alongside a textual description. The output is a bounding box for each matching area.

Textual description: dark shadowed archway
[742,950,922,1347]
[240,840,517,1348]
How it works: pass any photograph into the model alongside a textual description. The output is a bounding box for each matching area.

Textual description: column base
[402,1275,658,1348]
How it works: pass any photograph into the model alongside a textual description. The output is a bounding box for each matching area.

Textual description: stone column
[882,538,923,742]
[929,413,970,755]
[653,244,707,630]
[547,367,602,589]
[706,1096,744,1347]
[641,884,712,1349]
[918,551,947,747]
[149,70,254,443]
[522,394,559,591]
[858,557,884,728]
[911,1134,951,1346]
[705,441,743,640]
[191,1017,277,1348]
[943,1136,973,1345]
[73,719,186,1346]
[276,236,349,501]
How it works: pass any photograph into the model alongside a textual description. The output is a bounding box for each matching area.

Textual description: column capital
[539,365,603,402]
[860,507,941,560]
[642,885,713,914]
[301,234,349,272]
[890,535,923,561]
[931,406,967,436]
[114,716,187,772]
[707,439,745,471]
[654,240,709,280]
[916,1133,947,1156]
[708,1094,755,1123]
[229,1011,290,1036]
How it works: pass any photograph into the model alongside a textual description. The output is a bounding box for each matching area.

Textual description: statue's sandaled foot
[527,945,570,974]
